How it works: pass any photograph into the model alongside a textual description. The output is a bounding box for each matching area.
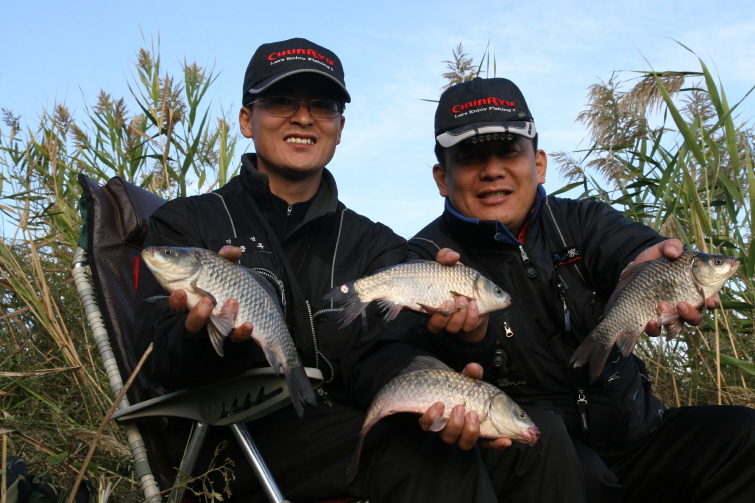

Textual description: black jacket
[408,189,667,450]
[134,154,407,401]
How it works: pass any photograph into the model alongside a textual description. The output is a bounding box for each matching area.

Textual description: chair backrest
[77,174,173,489]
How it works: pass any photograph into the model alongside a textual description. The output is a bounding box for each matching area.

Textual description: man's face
[433,136,547,235]
[239,73,345,180]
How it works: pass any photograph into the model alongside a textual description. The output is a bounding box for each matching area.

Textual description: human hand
[633,239,719,337]
[168,245,253,342]
[417,363,512,450]
[428,248,489,342]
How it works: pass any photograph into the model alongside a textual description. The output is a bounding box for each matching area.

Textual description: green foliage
[0,39,240,501]
[551,45,755,407]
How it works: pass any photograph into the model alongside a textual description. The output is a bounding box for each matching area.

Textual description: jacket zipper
[519,246,537,278]
[250,268,287,315]
[578,388,589,436]
[287,204,292,216]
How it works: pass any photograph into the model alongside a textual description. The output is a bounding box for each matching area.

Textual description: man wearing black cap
[403,76,755,502]
[135,38,497,502]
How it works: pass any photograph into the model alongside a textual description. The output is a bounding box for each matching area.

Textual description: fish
[141,246,317,418]
[324,261,511,327]
[570,251,740,382]
[347,356,539,482]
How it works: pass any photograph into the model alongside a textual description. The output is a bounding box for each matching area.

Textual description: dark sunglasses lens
[309,100,340,118]
[265,96,298,115]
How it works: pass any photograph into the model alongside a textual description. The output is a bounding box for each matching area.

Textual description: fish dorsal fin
[605,259,660,312]
[401,355,453,374]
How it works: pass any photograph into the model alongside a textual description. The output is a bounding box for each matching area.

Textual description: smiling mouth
[285,137,315,145]
[479,190,510,199]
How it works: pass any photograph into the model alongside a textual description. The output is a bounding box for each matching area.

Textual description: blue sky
[2,0,753,238]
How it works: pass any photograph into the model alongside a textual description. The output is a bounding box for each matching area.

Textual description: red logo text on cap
[268,49,335,67]
[452,97,516,114]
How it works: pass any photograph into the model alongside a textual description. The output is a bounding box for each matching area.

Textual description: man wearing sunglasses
[135,38,494,502]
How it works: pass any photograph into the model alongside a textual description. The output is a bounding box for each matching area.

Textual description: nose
[289,101,314,126]
[480,154,506,180]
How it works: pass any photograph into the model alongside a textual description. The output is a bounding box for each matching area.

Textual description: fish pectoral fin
[419,303,440,315]
[615,331,641,357]
[191,282,218,305]
[450,291,474,301]
[377,298,405,322]
[429,416,449,432]
[664,318,685,341]
[207,322,226,357]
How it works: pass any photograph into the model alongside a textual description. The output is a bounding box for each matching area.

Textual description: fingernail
[201,297,214,307]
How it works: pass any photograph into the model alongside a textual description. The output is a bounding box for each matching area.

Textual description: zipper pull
[577,388,589,435]
[519,246,537,278]
[287,204,293,216]
[503,321,514,338]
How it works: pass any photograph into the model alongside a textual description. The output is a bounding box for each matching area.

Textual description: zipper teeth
[251,268,287,314]
[307,301,335,383]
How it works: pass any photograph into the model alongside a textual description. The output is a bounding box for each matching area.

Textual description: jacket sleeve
[133,199,257,390]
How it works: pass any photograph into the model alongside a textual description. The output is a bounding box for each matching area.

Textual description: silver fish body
[325,261,511,327]
[141,246,317,417]
[347,357,539,481]
[570,252,740,382]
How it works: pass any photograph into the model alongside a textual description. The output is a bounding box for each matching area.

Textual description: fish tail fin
[570,338,612,383]
[287,365,318,419]
[324,283,369,328]
[346,416,381,484]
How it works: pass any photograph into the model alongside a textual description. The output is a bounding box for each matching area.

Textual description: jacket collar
[443,184,546,246]
[239,153,340,224]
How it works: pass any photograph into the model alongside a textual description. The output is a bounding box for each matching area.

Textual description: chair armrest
[111,367,323,426]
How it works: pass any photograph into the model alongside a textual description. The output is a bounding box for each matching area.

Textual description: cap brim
[246,68,351,103]
[436,121,536,148]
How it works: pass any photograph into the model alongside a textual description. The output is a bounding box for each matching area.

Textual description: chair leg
[229,422,289,503]
[169,421,210,503]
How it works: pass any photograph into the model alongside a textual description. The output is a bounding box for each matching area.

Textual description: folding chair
[72,174,323,503]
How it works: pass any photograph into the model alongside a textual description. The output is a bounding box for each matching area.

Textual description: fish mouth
[522,426,541,445]
[284,135,316,145]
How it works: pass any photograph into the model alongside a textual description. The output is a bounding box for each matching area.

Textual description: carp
[325,261,511,327]
[141,246,317,417]
[570,251,739,382]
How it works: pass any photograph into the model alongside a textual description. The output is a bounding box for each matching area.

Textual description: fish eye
[162,249,173,255]
[715,259,723,265]
[495,287,502,295]
[518,410,527,419]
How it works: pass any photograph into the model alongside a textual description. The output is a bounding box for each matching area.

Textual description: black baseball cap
[435,77,536,147]
[242,38,351,104]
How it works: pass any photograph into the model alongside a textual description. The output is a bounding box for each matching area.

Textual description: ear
[535,149,547,184]
[432,164,449,198]
[239,106,253,139]
[335,115,345,145]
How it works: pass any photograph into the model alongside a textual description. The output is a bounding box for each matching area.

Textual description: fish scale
[141,246,317,418]
[570,252,739,382]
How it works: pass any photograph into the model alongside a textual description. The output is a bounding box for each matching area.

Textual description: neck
[262,166,323,204]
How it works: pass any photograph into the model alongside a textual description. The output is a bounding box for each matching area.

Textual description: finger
[169,289,188,315]
[462,363,483,380]
[457,411,481,451]
[427,300,455,334]
[461,299,481,333]
[435,248,461,266]
[645,319,662,337]
[219,245,243,263]
[229,322,254,343]
[185,296,216,333]
[676,302,703,326]
[659,239,683,260]
[438,404,465,444]
[705,295,720,310]
[444,297,469,334]
[419,402,445,432]
[478,437,513,450]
